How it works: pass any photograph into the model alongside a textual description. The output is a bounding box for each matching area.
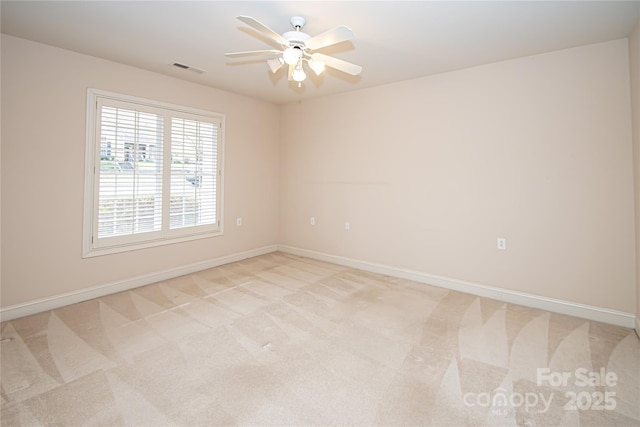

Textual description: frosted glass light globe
[292,67,306,82]
[283,47,301,65]
[309,59,325,75]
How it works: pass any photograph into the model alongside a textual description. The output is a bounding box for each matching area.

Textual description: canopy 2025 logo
[537,367,618,411]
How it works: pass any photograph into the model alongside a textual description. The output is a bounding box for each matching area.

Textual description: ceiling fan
[225,15,362,86]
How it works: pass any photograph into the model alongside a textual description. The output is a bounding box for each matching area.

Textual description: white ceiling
[2,1,639,105]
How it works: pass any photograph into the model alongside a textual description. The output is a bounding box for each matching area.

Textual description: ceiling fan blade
[237,15,288,46]
[311,53,362,76]
[305,25,355,51]
[225,50,282,58]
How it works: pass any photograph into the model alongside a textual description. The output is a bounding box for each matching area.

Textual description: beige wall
[280,39,636,313]
[1,35,280,307]
[630,17,640,331]
[2,34,637,318]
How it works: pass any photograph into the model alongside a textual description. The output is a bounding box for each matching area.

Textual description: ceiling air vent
[172,62,206,75]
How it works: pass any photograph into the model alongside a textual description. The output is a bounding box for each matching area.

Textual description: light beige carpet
[1,252,639,426]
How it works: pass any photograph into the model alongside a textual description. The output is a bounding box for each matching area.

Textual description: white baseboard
[278,245,636,329]
[0,245,278,322]
[2,243,635,329]
[636,317,640,338]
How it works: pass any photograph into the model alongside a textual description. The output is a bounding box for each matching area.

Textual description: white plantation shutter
[97,104,164,239]
[170,117,219,229]
[84,90,224,257]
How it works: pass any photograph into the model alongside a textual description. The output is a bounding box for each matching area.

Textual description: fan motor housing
[283,30,311,45]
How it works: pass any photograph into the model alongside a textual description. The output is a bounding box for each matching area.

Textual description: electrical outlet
[345,222,350,231]
[497,238,506,250]
[310,217,316,226]
[236,217,242,226]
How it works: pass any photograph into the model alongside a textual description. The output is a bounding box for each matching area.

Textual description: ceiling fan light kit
[308,58,325,75]
[283,47,303,65]
[292,65,306,82]
[225,15,362,89]
[267,57,285,73]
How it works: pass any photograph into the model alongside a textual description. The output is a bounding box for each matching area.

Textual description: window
[83,89,224,257]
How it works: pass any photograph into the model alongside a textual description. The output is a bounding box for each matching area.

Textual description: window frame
[83,88,224,258]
